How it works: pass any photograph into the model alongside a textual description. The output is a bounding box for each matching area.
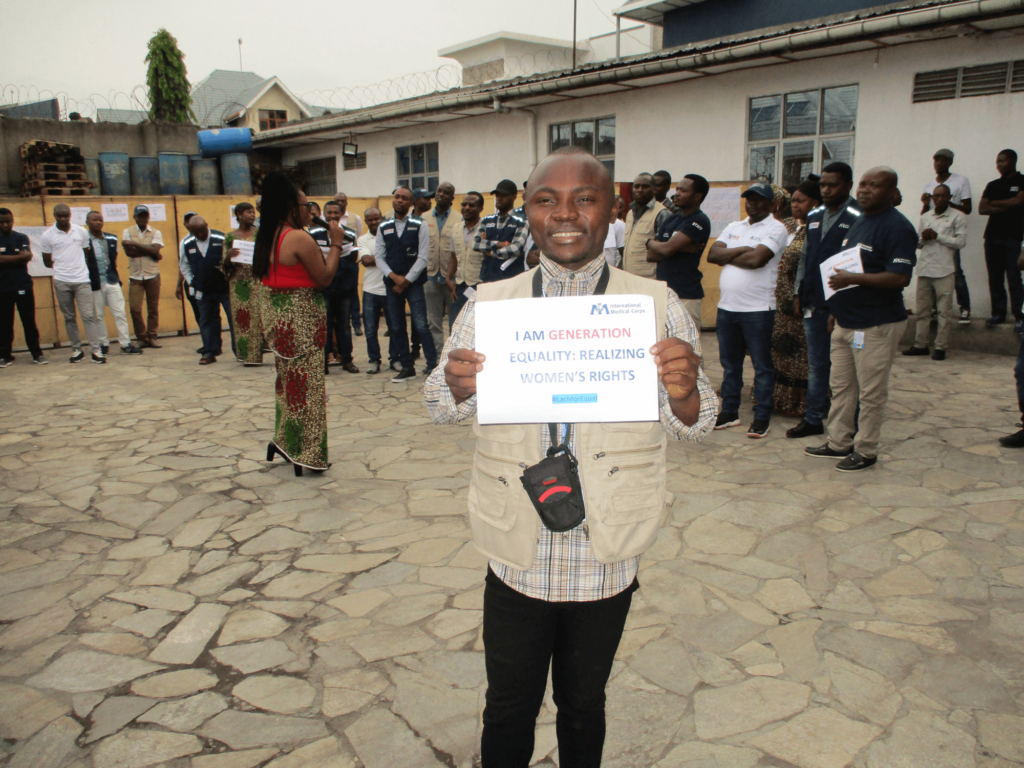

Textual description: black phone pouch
[520,424,585,532]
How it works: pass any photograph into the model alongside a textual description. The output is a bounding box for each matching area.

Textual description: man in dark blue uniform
[474,179,529,283]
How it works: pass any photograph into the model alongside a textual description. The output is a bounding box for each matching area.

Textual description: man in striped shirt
[425,147,716,767]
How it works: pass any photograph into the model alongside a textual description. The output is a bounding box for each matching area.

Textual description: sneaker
[805,443,852,459]
[747,419,770,439]
[985,316,1005,328]
[354,327,364,336]
[100,343,109,356]
[836,451,877,472]
[959,308,971,324]
[91,352,107,364]
[0,357,14,368]
[1015,320,1024,335]
[902,346,929,356]
[121,344,143,355]
[714,413,741,430]
[366,361,381,375]
[392,368,416,382]
[931,349,946,361]
[786,419,824,438]
[69,350,85,364]
[998,429,1024,448]
[389,361,402,372]
[32,355,48,365]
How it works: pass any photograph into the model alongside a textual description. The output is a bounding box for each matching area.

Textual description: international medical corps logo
[590,303,610,315]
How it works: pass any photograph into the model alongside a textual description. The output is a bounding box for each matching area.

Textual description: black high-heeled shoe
[266,443,292,465]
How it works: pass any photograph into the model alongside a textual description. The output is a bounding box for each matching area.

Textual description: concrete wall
[282,32,1024,319]
[0,117,200,194]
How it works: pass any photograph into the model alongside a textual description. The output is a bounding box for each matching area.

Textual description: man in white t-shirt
[708,182,789,438]
[921,148,972,322]
[357,207,390,374]
[603,206,626,267]
[334,192,365,335]
[40,203,106,364]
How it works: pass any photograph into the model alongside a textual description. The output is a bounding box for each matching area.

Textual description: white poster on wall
[20,226,54,277]
[101,203,130,223]
[70,207,92,226]
[145,203,167,222]
[229,205,238,230]
[701,186,743,240]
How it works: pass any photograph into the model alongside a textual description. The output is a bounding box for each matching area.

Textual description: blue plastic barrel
[197,128,253,159]
[84,158,101,196]
[129,157,160,196]
[158,152,190,195]
[189,157,221,195]
[221,153,252,195]
[98,152,130,196]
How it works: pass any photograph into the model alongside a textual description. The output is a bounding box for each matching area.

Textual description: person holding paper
[180,216,234,365]
[903,183,967,361]
[122,205,164,349]
[805,167,917,472]
[85,211,142,357]
[224,202,264,366]
[708,181,790,438]
[425,146,716,768]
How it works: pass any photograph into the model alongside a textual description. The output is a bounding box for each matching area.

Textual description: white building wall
[284,32,1024,317]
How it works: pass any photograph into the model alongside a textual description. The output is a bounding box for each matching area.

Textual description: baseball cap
[741,182,773,201]
[492,179,518,195]
[412,188,434,201]
[934,148,954,161]
[133,204,149,216]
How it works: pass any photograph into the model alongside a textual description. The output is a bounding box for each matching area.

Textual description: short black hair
[233,202,254,217]
[683,173,710,202]
[796,179,823,203]
[323,200,343,211]
[183,212,195,224]
[86,210,103,220]
[653,170,672,183]
[393,185,412,196]
[999,149,1018,163]
[932,183,951,195]
[822,162,854,184]
[463,191,485,206]
[0,208,11,217]
[544,146,614,198]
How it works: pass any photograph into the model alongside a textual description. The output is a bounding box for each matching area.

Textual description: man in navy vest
[318,201,359,374]
[85,211,142,356]
[791,162,860,439]
[375,186,435,382]
[180,216,234,365]
[474,179,529,283]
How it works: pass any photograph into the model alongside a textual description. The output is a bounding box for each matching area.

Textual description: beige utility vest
[470,265,669,570]
[622,201,665,279]
[453,220,484,286]
[424,209,463,278]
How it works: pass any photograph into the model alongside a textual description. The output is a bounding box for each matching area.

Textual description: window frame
[396,142,439,192]
[258,109,288,132]
[549,116,615,180]
[745,85,857,187]
[298,156,337,197]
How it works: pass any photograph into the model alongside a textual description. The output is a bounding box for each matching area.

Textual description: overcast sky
[3,0,642,111]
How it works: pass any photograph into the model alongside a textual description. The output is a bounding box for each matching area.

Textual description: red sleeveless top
[261,226,319,289]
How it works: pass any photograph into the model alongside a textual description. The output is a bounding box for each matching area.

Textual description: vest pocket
[468,459,521,532]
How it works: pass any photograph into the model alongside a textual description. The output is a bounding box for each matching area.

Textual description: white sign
[232,239,255,264]
[20,226,53,277]
[101,203,129,223]
[229,205,238,230]
[475,294,660,425]
[145,203,166,222]
[820,245,864,300]
[702,186,742,240]
[69,207,92,226]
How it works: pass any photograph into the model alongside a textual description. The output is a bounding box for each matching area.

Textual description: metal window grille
[912,69,959,102]
[914,60,1023,102]
[343,152,367,171]
[298,157,337,197]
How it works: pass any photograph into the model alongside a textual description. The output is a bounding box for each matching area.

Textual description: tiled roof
[190,70,267,127]
[95,108,148,124]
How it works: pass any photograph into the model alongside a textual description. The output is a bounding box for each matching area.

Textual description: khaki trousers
[914,274,955,351]
[129,275,161,342]
[681,298,702,332]
[826,320,906,459]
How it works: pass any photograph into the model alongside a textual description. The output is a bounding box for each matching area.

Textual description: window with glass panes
[746,86,857,188]
[550,117,615,180]
[259,109,287,131]
[396,143,439,192]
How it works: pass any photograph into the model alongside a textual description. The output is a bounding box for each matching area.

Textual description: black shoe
[342,361,360,373]
[69,350,85,364]
[267,442,291,464]
[100,344,109,356]
[747,419,770,439]
[998,429,1024,448]
[354,328,364,336]
[91,352,107,364]
[931,349,946,361]
[392,368,416,382]
[366,361,381,375]
[1015,320,1024,335]
[985,316,1006,327]
[959,308,971,324]
[32,355,48,365]
[196,347,205,354]
[805,443,852,459]
[714,413,740,430]
[836,452,877,472]
[786,420,824,439]
[121,345,143,355]
[0,357,13,368]
[902,346,929,356]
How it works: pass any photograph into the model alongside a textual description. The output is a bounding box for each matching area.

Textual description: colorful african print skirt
[229,265,266,365]
[261,286,329,470]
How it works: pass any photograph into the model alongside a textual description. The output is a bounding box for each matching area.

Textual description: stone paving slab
[0,333,1021,767]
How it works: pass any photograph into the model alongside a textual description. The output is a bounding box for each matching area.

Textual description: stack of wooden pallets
[20,141,94,197]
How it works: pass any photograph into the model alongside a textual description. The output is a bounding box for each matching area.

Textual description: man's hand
[446,278,458,303]
[921,228,937,241]
[792,296,802,318]
[828,269,856,291]
[174,283,183,300]
[445,349,485,403]
[391,274,410,294]
[827,315,836,334]
[920,193,931,205]
[650,338,700,402]
[123,242,138,256]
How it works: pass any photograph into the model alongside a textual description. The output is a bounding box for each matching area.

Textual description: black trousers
[324,289,353,365]
[0,288,42,358]
[481,568,636,768]
[984,238,1024,321]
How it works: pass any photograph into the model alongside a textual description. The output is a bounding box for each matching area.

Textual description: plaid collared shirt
[424,254,717,602]
[472,211,529,261]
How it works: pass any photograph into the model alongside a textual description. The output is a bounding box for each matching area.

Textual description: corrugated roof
[190,70,267,127]
[95,108,148,124]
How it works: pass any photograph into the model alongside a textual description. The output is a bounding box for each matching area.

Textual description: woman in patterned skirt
[225,202,264,365]
[252,172,342,476]
[772,179,823,416]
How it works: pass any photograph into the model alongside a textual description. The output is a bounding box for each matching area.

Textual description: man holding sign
[805,167,917,471]
[424,147,716,768]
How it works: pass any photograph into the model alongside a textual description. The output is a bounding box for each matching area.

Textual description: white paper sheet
[229,205,238,230]
[144,203,166,222]
[101,203,129,223]
[69,207,92,226]
[475,294,660,424]
[820,245,864,300]
[20,226,53,277]
[232,239,255,264]
[701,186,742,240]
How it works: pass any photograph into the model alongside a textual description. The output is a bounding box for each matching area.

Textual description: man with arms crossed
[806,167,917,471]
[979,149,1024,333]
[425,146,716,768]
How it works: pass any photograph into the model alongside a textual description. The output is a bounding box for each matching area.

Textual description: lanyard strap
[534,261,611,456]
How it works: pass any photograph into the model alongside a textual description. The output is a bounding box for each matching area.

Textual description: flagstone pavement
[0,333,1022,768]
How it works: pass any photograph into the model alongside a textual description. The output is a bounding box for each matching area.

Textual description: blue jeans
[984,239,1024,321]
[349,287,362,332]
[385,281,437,370]
[803,307,832,426]
[716,308,775,422]
[362,291,389,364]
[1015,333,1024,421]
[197,291,234,357]
[953,251,970,312]
[324,290,353,366]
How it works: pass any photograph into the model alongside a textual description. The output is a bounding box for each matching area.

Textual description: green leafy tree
[145,29,195,123]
